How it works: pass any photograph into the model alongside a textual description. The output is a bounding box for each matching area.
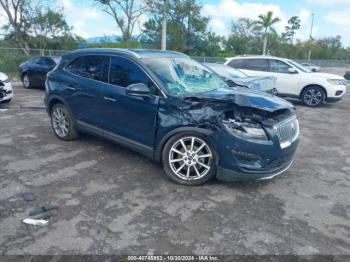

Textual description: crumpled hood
[229,76,276,92]
[182,87,293,112]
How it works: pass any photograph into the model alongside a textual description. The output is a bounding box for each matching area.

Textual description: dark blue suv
[44,49,299,185]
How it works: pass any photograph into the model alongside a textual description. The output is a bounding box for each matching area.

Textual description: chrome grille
[275,117,299,149]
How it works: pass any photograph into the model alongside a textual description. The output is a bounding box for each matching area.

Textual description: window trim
[64,54,167,98]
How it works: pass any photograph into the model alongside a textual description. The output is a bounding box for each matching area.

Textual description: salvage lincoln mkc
[44,49,300,185]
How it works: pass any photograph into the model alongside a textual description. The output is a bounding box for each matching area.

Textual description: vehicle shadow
[78,132,276,190]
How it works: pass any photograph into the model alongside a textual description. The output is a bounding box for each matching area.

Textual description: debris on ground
[29,203,58,216]
[22,218,49,226]
[22,192,37,202]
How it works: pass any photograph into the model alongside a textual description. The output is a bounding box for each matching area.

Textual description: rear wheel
[50,103,78,141]
[162,133,216,185]
[22,74,31,89]
[301,86,325,107]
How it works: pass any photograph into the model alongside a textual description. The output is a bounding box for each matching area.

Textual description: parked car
[204,62,278,95]
[301,62,320,72]
[45,49,299,185]
[0,72,13,103]
[19,56,60,89]
[225,55,347,107]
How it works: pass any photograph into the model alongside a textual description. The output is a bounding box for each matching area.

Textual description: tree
[0,0,33,54]
[224,18,261,55]
[143,0,211,54]
[282,16,301,44]
[30,8,72,50]
[255,11,281,55]
[94,0,149,46]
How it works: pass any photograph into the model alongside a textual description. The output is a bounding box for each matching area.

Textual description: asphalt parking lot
[0,82,349,256]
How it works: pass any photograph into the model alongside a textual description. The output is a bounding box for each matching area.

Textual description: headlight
[223,119,268,140]
[327,79,346,85]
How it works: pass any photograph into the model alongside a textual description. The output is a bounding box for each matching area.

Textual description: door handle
[104,96,117,102]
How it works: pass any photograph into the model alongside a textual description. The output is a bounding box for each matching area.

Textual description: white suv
[225,56,347,107]
[0,72,13,103]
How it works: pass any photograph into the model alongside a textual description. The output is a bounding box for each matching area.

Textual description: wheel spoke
[193,165,201,177]
[170,158,184,163]
[195,143,205,153]
[197,161,210,170]
[175,163,186,174]
[190,137,195,151]
[180,139,187,152]
[186,166,191,178]
[197,153,212,159]
[171,148,184,155]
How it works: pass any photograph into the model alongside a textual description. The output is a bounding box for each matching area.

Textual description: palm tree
[255,11,281,55]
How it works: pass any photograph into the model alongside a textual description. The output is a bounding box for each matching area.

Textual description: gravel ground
[0,81,349,256]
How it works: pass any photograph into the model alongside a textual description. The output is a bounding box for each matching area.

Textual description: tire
[22,74,31,89]
[301,86,325,107]
[162,132,216,185]
[50,103,78,141]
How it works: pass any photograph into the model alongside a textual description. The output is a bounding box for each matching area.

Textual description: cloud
[324,9,350,27]
[59,0,147,39]
[202,0,313,41]
[306,0,350,5]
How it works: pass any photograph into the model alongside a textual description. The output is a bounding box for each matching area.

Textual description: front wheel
[50,103,78,141]
[301,86,325,107]
[162,133,216,185]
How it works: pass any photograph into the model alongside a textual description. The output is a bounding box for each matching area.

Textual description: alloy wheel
[169,136,213,181]
[304,88,323,106]
[52,106,69,138]
[23,75,30,88]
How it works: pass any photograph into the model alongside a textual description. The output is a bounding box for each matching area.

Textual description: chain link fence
[1,47,349,79]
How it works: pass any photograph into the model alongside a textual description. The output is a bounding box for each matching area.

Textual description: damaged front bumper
[214,117,299,182]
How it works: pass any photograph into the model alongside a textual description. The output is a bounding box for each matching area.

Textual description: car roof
[226,55,287,61]
[64,48,189,59]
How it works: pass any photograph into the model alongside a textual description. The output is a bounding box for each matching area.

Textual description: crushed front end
[215,106,299,181]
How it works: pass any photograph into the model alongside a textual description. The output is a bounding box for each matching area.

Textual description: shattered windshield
[142,57,229,95]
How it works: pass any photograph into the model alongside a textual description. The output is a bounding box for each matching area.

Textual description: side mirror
[288,68,298,74]
[126,83,150,96]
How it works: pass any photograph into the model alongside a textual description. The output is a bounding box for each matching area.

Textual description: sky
[2,0,350,46]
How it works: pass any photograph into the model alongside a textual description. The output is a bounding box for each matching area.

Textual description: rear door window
[109,57,158,95]
[244,59,269,71]
[228,59,246,69]
[66,56,109,82]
